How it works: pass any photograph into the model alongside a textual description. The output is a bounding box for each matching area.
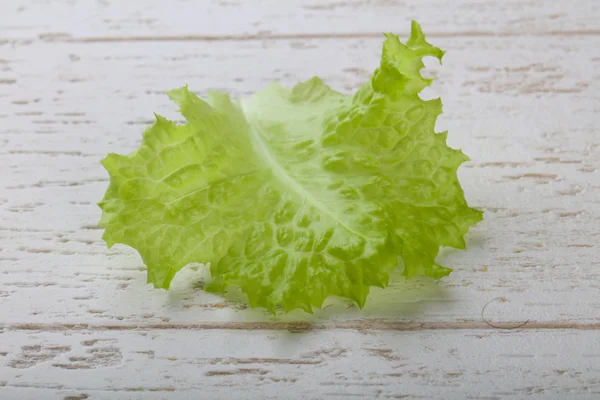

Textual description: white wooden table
[1,1,599,399]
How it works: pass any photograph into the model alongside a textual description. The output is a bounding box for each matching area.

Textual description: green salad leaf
[99,21,482,313]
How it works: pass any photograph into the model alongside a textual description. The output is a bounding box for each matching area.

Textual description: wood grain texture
[1,329,600,399]
[1,0,599,41]
[1,0,599,398]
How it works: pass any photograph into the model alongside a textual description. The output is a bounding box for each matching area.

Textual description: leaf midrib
[240,100,366,240]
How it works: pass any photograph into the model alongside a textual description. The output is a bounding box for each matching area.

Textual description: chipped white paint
[0,0,599,399]
[2,329,600,399]
[1,0,599,39]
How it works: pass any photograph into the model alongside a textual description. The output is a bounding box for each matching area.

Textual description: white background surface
[1,1,599,399]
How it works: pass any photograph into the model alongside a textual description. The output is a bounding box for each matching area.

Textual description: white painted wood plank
[1,36,598,325]
[1,328,600,399]
[1,0,598,40]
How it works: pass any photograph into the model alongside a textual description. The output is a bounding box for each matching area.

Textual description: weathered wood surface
[1,0,599,399]
[1,0,598,39]
[1,329,600,399]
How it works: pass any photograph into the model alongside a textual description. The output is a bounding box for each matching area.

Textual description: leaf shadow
[283,270,452,323]
[167,264,452,325]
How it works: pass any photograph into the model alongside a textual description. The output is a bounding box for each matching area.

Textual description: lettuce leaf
[99,21,482,313]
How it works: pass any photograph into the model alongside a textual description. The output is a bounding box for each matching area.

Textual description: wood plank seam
[3,321,600,332]
[3,30,600,45]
